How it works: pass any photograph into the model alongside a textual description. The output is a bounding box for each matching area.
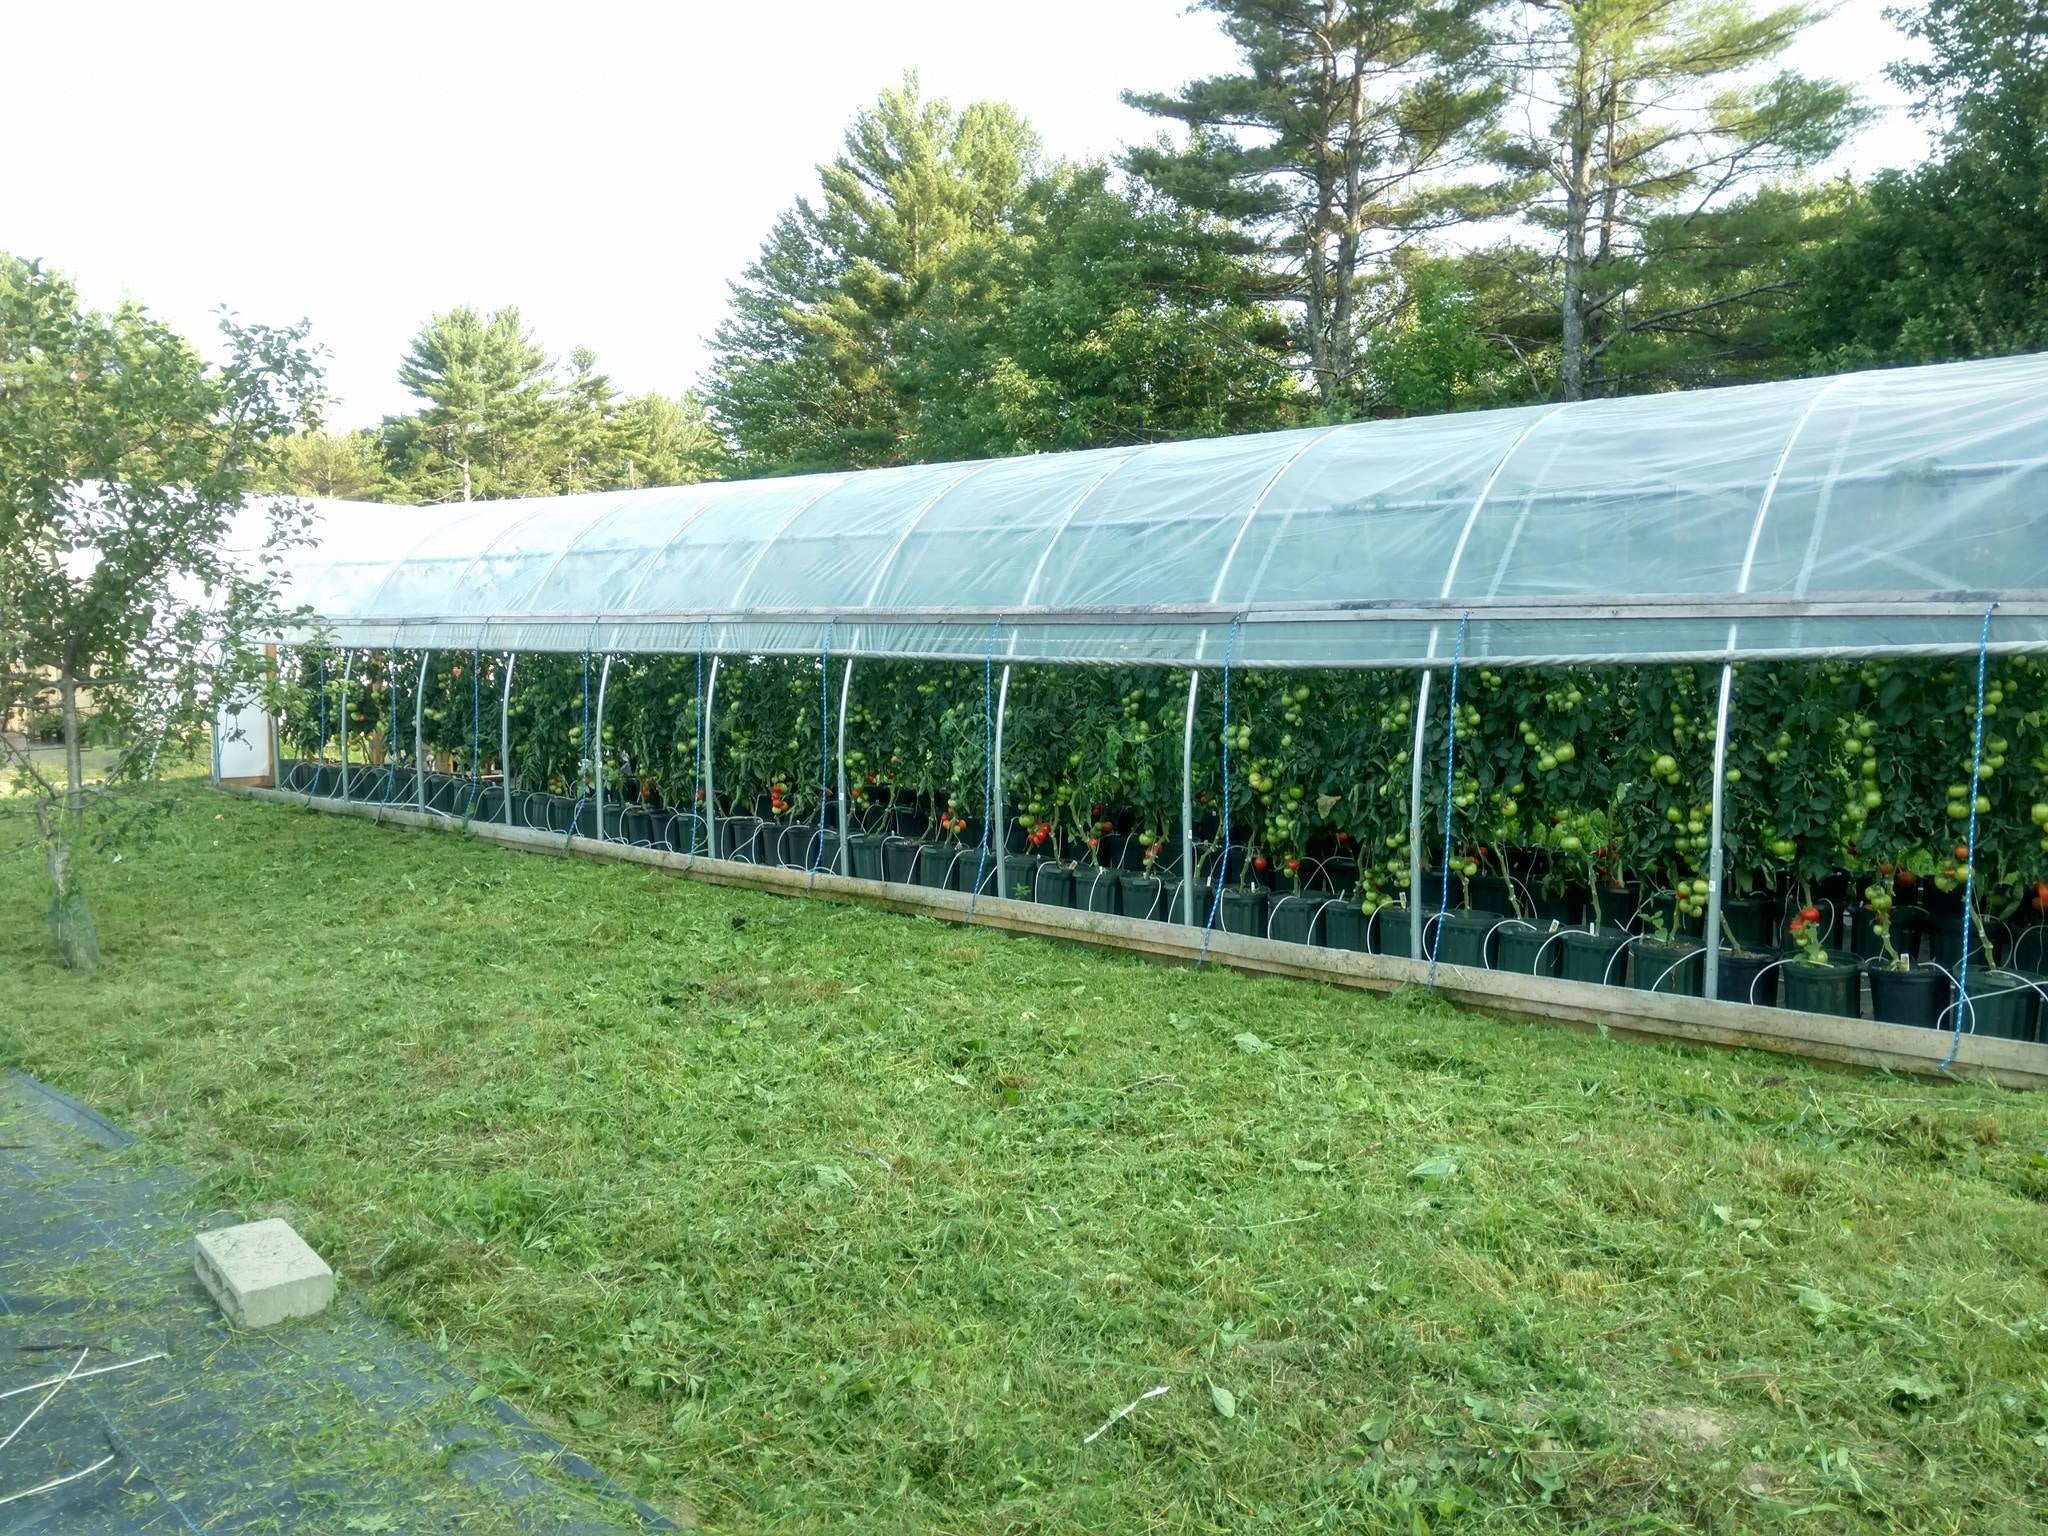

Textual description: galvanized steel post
[835,658,855,875]
[1407,668,1433,959]
[702,657,722,858]
[594,655,614,841]
[992,664,1012,898]
[413,651,431,810]
[1180,671,1201,924]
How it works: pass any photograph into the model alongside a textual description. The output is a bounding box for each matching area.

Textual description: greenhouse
[253,351,2048,1054]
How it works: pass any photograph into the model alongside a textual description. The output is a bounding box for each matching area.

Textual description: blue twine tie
[1941,601,1998,1070]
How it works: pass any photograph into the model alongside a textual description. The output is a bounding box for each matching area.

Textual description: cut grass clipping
[4,785,2047,1533]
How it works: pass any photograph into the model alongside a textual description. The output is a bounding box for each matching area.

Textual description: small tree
[0,255,321,969]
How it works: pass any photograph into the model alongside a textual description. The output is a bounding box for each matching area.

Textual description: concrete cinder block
[194,1218,334,1328]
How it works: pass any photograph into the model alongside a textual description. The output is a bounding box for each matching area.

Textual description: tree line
[269,0,2043,500]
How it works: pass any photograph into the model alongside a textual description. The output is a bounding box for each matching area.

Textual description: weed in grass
[4,785,2048,1532]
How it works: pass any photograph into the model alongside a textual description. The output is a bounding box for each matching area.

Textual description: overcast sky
[3,1,1928,429]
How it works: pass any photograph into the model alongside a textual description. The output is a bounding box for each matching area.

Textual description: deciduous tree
[0,255,320,968]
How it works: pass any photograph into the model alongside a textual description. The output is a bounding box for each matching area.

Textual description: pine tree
[1793,0,2048,363]
[1123,0,1504,417]
[262,428,394,500]
[382,306,558,500]
[1492,0,1861,399]
[705,76,1039,471]
[905,166,1302,457]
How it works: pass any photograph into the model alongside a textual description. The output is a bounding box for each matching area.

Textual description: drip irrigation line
[968,617,1004,920]
[1941,601,1998,1071]
[1428,613,1471,992]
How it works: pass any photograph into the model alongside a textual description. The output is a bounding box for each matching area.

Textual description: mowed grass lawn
[5,787,2048,1534]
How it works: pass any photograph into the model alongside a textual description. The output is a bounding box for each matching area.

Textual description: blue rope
[968,617,1003,920]
[688,625,708,859]
[308,653,328,806]
[807,621,838,889]
[1427,613,1471,991]
[381,656,397,806]
[1941,601,1999,1070]
[1199,613,1246,966]
[565,639,593,846]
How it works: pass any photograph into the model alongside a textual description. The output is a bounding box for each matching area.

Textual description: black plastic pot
[1721,894,1778,951]
[1633,936,1705,997]
[1317,855,1358,895]
[1468,875,1515,919]
[1429,909,1501,970]
[620,807,656,844]
[1005,854,1046,903]
[1559,927,1631,987]
[914,843,957,890]
[2005,925,2048,975]
[1174,879,1215,928]
[948,851,997,895]
[1495,923,1562,978]
[1267,893,1322,946]
[884,838,922,884]
[1848,904,1927,963]
[843,833,883,882]
[1323,900,1370,954]
[1925,912,1997,969]
[1716,947,1781,1008]
[1586,882,1641,931]
[1645,893,1705,940]
[1866,962,1951,1028]
[473,785,505,823]
[1956,970,2042,1042]
[1217,886,1267,938]
[721,815,764,862]
[1527,882,1580,926]
[1781,954,1861,1018]
[890,804,928,840]
[1077,865,1121,916]
[1034,865,1077,909]
[1119,871,1170,923]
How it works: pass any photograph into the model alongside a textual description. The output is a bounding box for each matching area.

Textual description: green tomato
[1552,742,1576,764]
[1559,833,1583,853]
[1654,754,1677,776]
[2031,802,2048,826]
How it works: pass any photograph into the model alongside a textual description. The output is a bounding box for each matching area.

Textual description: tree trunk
[42,648,100,971]
[1559,192,1588,403]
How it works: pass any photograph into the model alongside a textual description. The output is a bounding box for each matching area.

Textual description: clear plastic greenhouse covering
[266,351,2048,669]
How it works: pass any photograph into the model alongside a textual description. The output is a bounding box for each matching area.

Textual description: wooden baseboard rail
[234,787,2048,1090]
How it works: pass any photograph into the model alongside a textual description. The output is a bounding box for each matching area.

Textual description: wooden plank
[238,788,2048,1090]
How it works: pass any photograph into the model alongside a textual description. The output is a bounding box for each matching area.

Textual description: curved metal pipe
[413,651,431,810]
[594,654,614,841]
